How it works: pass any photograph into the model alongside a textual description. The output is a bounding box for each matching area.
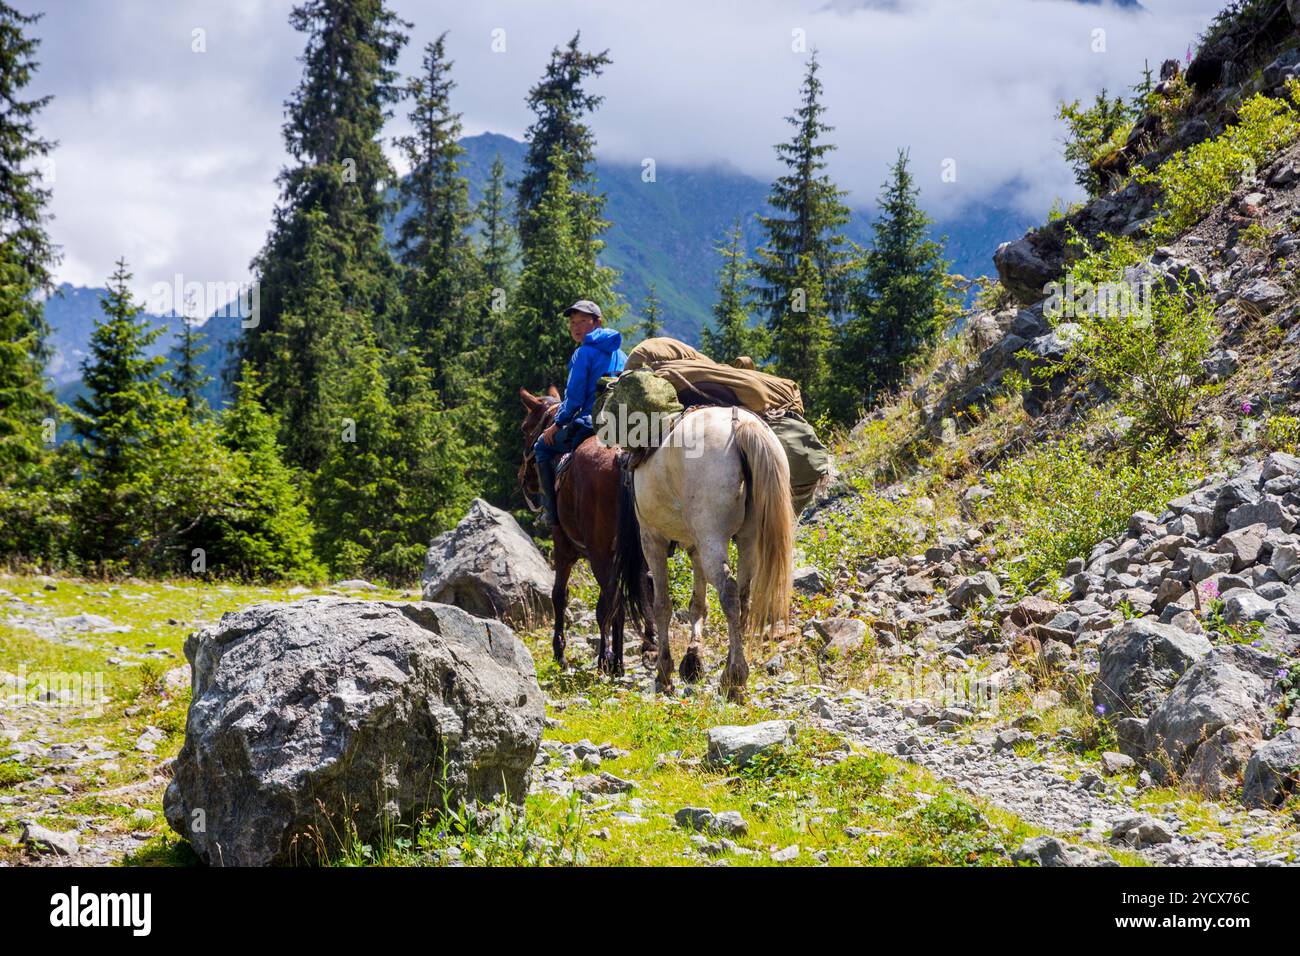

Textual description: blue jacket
[554,326,626,430]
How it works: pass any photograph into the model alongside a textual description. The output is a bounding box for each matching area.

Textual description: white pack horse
[613,405,794,701]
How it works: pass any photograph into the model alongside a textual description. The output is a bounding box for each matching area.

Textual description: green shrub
[1264,414,1300,453]
[1057,92,1137,198]
[1137,80,1300,241]
[1039,230,1216,444]
[799,479,934,576]
[980,438,1191,592]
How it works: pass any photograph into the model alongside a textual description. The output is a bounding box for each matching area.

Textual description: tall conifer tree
[0,2,64,561]
[515,33,611,248]
[702,220,768,364]
[834,149,952,417]
[241,0,409,462]
[755,53,853,413]
[396,32,481,395]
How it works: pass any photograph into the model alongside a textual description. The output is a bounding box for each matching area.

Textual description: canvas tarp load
[614,337,832,513]
[593,369,682,449]
[625,337,804,417]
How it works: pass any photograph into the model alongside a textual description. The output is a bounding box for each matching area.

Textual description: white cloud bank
[21,0,1228,298]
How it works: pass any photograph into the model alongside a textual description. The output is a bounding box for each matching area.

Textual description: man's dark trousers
[534,420,594,526]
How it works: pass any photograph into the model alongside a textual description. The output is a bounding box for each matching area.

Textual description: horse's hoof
[723,683,746,704]
[679,648,703,683]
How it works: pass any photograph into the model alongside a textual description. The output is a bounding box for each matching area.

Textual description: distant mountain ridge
[43,131,1036,409]
[442,132,1036,340]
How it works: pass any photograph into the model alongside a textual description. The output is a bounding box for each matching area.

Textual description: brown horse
[518,386,655,674]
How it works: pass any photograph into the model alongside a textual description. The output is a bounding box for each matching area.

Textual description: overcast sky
[21,0,1228,299]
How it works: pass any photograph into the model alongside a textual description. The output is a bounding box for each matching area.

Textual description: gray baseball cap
[563,299,602,319]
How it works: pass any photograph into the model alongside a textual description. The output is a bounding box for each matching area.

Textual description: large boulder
[1093,620,1212,720]
[1241,728,1300,807]
[164,598,545,866]
[421,498,554,627]
[1144,645,1278,786]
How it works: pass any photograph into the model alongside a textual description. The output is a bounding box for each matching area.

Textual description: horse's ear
[545,384,560,399]
[520,387,540,409]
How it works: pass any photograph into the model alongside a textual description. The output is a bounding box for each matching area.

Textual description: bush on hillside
[1137,79,1300,241]
[980,437,1191,593]
[1035,230,1217,445]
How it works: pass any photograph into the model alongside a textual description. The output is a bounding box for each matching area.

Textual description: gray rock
[1093,619,1212,720]
[334,579,379,591]
[994,237,1058,304]
[1216,523,1268,570]
[704,720,796,770]
[1221,587,1275,626]
[1145,645,1278,785]
[421,498,554,626]
[815,617,868,657]
[1111,814,1173,846]
[1262,452,1300,483]
[793,566,827,594]
[1212,478,1262,537]
[673,806,747,836]
[1181,725,1257,800]
[1241,728,1300,807]
[1228,499,1294,533]
[164,598,544,866]
[1100,751,1136,776]
[20,822,78,856]
[1188,549,1234,582]
[1012,835,1117,867]
[948,571,1000,609]
[1116,717,1149,760]
[1237,277,1287,317]
[1271,542,1300,581]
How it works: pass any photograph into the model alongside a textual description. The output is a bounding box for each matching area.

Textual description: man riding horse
[533,299,626,530]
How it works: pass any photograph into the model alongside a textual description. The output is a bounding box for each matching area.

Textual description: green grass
[0,572,407,864]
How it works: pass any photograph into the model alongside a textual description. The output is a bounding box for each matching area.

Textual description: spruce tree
[0,3,66,562]
[262,209,362,470]
[635,284,663,343]
[196,366,321,581]
[701,220,768,364]
[242,0,408,453]
[72,260,236,570]
[0,3,56,352]
[312,341,471,582]
[755,52,853,412]
[395,32,481,394]
[835,149,952,418]
[507,148,620,393]
[169,307,211,418]
[478,155,518,297]
[515,33,611,248]
[487,150,620,499]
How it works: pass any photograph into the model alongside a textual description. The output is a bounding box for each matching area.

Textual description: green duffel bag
[766,412,832,514]
[594,369,683,449]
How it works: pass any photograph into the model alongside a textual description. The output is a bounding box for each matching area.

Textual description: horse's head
[517,385,560,509]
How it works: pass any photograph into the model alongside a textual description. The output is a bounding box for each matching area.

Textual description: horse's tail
[733,411,794,642]
[612,460,650,636]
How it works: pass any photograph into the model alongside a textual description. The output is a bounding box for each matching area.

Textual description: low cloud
[23,0,1226,298]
